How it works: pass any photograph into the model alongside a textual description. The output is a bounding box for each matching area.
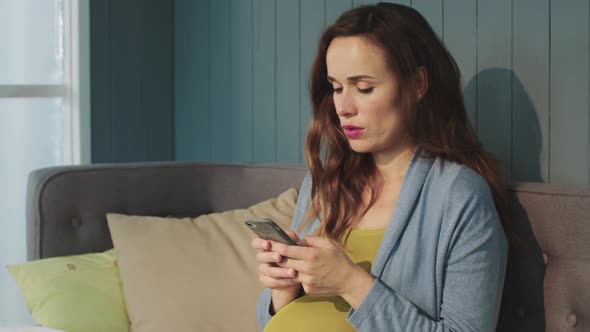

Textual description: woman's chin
[348,142,374,154]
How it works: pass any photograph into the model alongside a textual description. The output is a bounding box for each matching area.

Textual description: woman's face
[326,36,408,155]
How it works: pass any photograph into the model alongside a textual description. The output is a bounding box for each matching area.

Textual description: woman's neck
[372,141,417,185]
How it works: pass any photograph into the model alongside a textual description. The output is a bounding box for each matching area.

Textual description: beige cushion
[106,188,297,332]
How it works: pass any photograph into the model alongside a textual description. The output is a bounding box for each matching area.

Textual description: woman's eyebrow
[327,75,376,83]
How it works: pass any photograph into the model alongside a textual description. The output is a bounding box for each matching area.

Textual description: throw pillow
[106,188,297,332]
[5,249,129,332]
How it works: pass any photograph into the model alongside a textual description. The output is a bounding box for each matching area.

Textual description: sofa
[21,162,590,331]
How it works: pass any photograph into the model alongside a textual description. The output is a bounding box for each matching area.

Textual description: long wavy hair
[302,3,513,246]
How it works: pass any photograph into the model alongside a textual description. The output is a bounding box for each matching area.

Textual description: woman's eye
[357,87,374,94]
[332,87,343,94]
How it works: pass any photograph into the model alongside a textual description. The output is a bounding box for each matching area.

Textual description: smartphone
[244,217,298,246]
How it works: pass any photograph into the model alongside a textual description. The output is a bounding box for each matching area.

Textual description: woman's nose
[334,90,356,117]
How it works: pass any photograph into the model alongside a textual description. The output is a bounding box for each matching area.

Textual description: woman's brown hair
[302,3,514,245]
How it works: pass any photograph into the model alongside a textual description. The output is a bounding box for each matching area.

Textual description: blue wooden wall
[175,0,590,187]
[91,0,174,163]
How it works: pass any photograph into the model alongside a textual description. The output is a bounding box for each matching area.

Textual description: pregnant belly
[263,294,357,332]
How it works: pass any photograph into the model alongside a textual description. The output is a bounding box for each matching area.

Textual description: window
[0,0,89,325]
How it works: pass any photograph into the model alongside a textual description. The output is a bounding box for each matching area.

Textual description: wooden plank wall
[174,0,590,187]
[91,0,174,163]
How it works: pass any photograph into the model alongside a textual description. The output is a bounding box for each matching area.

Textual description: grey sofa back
[26,162,590,331]
[26,162,307,260]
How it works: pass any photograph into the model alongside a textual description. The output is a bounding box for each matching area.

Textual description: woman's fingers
[258,263,299,289]
[257,263,300,289]
[253,235,302,289]
[257,251,283,264]
[259,274,300,289]
[259,263,297,279]
[251,237,270,250]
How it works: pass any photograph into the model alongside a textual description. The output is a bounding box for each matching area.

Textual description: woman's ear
[415,67,429,100]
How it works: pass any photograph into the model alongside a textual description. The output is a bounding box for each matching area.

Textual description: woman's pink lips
[343,126,364,139]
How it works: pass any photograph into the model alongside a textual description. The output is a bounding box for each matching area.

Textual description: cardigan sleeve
[346,169,508,332]
[256,172,314,331]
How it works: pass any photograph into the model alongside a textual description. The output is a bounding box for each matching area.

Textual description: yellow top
[263,228,386,332]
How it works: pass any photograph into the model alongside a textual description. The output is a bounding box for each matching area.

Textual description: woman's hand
[251,231,302,291]
[273,235,376,309]
[251,231,303,314]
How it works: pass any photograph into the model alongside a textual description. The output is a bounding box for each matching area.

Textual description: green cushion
[5,249,129,332]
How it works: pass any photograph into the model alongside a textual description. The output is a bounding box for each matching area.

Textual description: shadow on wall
[463,68,544,183]
[465,69,546,331]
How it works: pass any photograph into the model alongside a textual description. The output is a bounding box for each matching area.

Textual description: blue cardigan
[256,147,508,331]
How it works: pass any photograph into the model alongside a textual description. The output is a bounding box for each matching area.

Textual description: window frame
[0,0,90,165]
